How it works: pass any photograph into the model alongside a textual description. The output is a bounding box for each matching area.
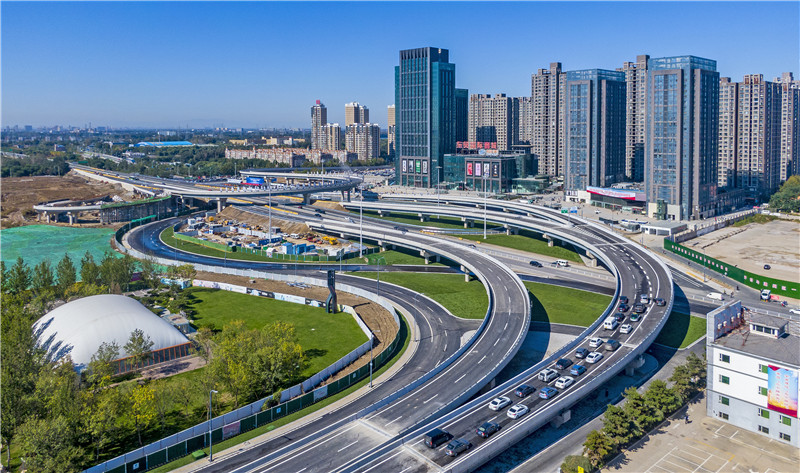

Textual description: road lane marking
[422,393,439,404]
[360,451,403,473]
[385,415,403,426]
[454,373,466,383]
[479,355,487,364]
[337,440,359,452]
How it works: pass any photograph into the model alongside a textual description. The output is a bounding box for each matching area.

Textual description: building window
[759,387,768,396]
[719,353,730,363]
[720,396,730,406]
[720,375,730,384]
[759,364,769,374]
[781,415,792,426]
[780,432,791,442]
[718,412,729,420]
[758,408,770,419]
[758,425,769,434]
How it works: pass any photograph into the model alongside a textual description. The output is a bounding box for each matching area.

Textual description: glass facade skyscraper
[646,56,719,220]
[564,69,627,191]
[395,47,456,187]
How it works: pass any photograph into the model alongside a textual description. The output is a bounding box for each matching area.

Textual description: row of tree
[768,175,800,212]
[565,352,706,471]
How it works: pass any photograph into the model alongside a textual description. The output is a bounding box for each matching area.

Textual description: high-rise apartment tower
[311,100,327,150]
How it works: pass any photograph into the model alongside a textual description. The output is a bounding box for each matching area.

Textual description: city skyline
[1,1,798,128]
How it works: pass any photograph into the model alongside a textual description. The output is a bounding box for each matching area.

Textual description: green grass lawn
[161,226,431,266]
[185,287,367,376]
[364,250,442,266]
[147,312,411,473]
[459,230,584,263]
[526,281,612,326]
[351,272,489,319]
[356,210,483,230]
[653,311,706,349]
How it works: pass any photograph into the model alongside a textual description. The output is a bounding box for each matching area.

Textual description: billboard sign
[415,160,421,174]
[483,163,490,177]
[402,159,407,173]
[492,163,499,178]
[474,161,482,177]
[586,186,645,201]
[466,162,473,176]
[422,160,428,175]
[768,365,799,418]
[245,176,265,185]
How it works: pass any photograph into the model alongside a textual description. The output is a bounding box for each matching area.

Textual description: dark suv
[515,384,535,397]
[529,260,543,267]
[444,438,471,457]
[555,358,573,370]
[476,421,500,438]
[423,428,451,448]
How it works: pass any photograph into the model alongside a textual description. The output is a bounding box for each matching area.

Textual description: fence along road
[332,198,672,473]
[123,216,530,473]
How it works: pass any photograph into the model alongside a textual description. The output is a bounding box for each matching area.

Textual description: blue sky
[2,1,798,129]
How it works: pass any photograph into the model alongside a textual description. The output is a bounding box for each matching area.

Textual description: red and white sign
[457,141,497,150]
[586,186,644,201]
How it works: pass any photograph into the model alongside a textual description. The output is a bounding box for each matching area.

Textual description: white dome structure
[34,294,190,371]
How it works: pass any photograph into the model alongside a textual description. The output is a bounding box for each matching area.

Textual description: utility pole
[359,184,363,257]
[208,389,218,461]
[484,174,488,239]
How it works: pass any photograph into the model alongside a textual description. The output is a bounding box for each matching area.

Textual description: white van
[761,289,771,301]
[707,292,724,301]
[603,316,619,330]
[555,260,569,267]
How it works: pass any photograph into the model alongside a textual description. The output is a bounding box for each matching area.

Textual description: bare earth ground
[194,270,399,383]
[217,206,309,235]
[683,220,800,283]
[0,172,132,229]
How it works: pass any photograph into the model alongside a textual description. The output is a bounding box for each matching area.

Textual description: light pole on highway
[372,255,386,389]
[359,184,364,257]
[268,179,272,241]
[435,165,442,211]
[208,389,218,461]
[483,174,488,239]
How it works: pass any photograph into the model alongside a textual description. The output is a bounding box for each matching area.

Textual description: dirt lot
[0,172,132,229]
[218,206,309,235]
[194,271,400,383]
[684,220,800,283]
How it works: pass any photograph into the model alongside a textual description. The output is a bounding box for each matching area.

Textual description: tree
[152,381,175,434]
[602,404,637,447]
[87,341,121,387]
[644,379,681,417]
[138,255,160,289]
[685,351,707,389]
[669,364,694,402]
[80,251,100,285]
[124,329,154,370]
[56,253,77,296]
[6,256,31,294]
[32,260,55,294]
[210,320,256,407]
[623,386,663,432]
[82,386,123,461]
[16,415,85,473]
[255,322,305,398]
[127,383,156,446]
[561,455,593,473]
[583,429,614,468]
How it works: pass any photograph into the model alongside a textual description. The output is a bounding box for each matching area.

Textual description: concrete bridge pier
[504,225,519,235]
[460,264,470,282]
[585,253,598,267]
[67,212,75,225]
[216,198,227,212]
[543,233,555,247]
[378,209,390,217]
[303,194,311,204]
[418,214,428,222]
[625,355,646,376]
[462,217,473,228]
[419,250,432,264]
[550,409,572,428]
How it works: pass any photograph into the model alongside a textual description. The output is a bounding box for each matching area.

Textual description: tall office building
[455,88,469,142]
[718,77,739,188]
[645,56,719,221]
[468,93,513,151]
[564,69,627,191]
[513,96,533,146]
[776,72,800,180]
[311,100,327,150]
[395,47,456,187]
[531,63,567,176]
[735,74,782,198]
[387,105,396,159]
[345,102,369,127]
[345,123,380,161]
[619,55,649,181]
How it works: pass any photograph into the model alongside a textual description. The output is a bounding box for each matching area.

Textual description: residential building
[311,100,327,150]
[514,96,533,146]
[456,88,469,142]
[345,123,380,161]
[395,47,456,187]
[320,123,341,151]
[345,102,369,127]
[645,56,719,220]
[776,72,800,180]
[468,93,513,151]
[619,54,649,181]
[735,74,782,198]
[563,69,627,191]
[225,147,355,166]
[718,77,739,188]
[706,300,798,448]
[387,105,396,159]
[531,62,567,176]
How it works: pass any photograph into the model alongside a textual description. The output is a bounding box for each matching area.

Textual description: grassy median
[460,230,584,263]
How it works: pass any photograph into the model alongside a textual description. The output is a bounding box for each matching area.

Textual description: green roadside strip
[459,231,584,263]
[148,313,410,473]
[653,311,707,349]
[525,281,612,326]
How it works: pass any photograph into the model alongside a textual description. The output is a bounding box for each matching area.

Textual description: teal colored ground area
[1,225,115,270]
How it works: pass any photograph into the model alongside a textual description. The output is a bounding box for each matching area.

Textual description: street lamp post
[372,256,386,389]
[359,184,363,257]
[436,165,442,210]
[268,179,272,241]
[208,389,218,461]
[483,175,488,239]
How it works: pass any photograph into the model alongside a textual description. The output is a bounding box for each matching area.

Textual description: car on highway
[515,384,535,398]
[507,404,529,419]
[555,358,573,370]
[619,324,633,334]
[619,296,629,304]
[314,213,322,218]
[476,421,500,439]
[790,309,800,315]
[629,312,641,322]
[570,364,587,376]
[605,339,621,351]
[614,312,626,322]
[654,297,666,306]
[539,386,558,399]
[554,376,574,389]
[529,260,543,267]
[423,428,451,448]
[467,244,477,249]
[764,264,771,270]
[575,347,589,359]
[589,337,604,348]
[537,368,559,382]
[444,438,471,457]
[488,396,512,411]
[633,303,646,314]
[640,294,650,304]
[586,352,604,364]
[617,303,629,312]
